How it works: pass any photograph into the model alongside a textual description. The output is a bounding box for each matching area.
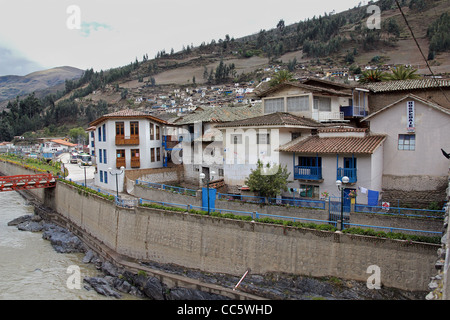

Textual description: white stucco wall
[367,98,450,191]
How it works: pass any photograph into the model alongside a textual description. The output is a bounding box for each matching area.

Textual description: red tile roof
[216,112,323,128]
[50,139,78,147]
[89,109,168,127]
[279,134,386,154]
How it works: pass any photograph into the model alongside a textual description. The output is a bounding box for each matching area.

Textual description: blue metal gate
[202,187,216,213]
[329,195,350,229]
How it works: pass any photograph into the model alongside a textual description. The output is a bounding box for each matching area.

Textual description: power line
[394,0,450,104]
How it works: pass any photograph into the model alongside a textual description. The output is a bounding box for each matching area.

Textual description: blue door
[343,188,353,213]
[202,188,216,213]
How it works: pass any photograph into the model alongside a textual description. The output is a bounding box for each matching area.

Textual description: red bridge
[0,174,56,192]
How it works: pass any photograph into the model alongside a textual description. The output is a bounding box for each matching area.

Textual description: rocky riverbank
[7,213,230,300]
[8,212,427,300]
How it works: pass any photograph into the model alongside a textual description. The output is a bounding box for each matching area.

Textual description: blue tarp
[368,190,379,206]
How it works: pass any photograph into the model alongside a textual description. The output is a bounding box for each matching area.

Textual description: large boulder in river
[42,224,85,253]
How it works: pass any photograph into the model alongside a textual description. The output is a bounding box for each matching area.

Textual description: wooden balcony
[294,166,322,180]
[130,158,140,168]
[116,158,126,169]
[116,135,140,146]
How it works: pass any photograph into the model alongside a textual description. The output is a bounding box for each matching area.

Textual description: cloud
[80,21,113,37]
[0,46,43,76]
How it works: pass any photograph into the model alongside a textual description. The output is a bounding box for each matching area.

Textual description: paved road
[58,152,96,184]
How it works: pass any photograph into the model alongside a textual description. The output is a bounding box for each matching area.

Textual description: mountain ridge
[0,66,84,103]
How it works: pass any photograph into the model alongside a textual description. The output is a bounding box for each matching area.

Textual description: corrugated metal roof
[278,134,386,154]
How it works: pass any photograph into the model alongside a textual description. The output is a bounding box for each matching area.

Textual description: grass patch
[342,227,441,244]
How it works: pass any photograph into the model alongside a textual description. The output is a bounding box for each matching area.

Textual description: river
[0,191,135,300]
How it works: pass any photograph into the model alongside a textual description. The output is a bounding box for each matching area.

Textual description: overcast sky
[0,0,365,76]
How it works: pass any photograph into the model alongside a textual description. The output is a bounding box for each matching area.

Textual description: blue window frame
[99,149,103,163]
[103,149,107,164]
[100,170,103,183]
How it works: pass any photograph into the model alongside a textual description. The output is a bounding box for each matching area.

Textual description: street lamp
[78,163,87,187]
[336,176,349,231]
[109,166,125,199]
[200,170,215,215]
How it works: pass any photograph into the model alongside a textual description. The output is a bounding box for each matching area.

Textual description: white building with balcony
[258,78,369,122]
[88,109,169,193]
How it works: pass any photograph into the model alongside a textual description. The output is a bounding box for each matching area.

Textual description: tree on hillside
[427,12,450,55]
[245,160,291,200]
[269,70,294,87]
[386,65,420,81]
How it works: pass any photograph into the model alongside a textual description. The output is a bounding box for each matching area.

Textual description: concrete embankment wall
[0,160,440,293]
[52,181,438,292]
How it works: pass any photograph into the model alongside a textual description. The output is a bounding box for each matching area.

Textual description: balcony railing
[337,167,357,183]
[116,135,140,145]
[340,105,368,117]
[116,158,126,169]
[130,158,140,168]
[294,166,322,180]
[312,111,344,122]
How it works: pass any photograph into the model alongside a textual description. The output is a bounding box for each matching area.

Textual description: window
[300,185,319,198]
[398,134,415,151]
[231,134,242,144]
[98,126,102,141]
[131,149,140,158]
[102,124,106,142]
[264,98,284,114]
[104,171,108,184]
[155,125,160,140]
[298,156,322,167]
[291,132,302,140]
[100,170,103,183]
[257,133,270,144]
[130,122,139,136]
[287,96,309,112]
[313,97,331,112]
[131,149,140,168]
[151,148,155,162]
[116,149,125,168]
[116,149,125,158]
[344,157,357,169]
[150,123,154,140]
[99,149,103,163]
[116,122,124,136]
[156,148,161,162]
[103,149,107,164]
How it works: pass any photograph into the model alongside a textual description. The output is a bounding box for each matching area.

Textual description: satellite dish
[442,149,450,160]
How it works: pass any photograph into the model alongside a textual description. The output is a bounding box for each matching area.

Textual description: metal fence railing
[268,197,326,210]
[354,203,445,219]
[217,193,265,204]
[138,198,441,237]
[136,180,197,197]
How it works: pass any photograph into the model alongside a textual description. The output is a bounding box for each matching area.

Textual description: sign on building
[407,101,415,133]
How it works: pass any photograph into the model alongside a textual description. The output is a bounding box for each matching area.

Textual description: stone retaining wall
[426,165,450,300]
